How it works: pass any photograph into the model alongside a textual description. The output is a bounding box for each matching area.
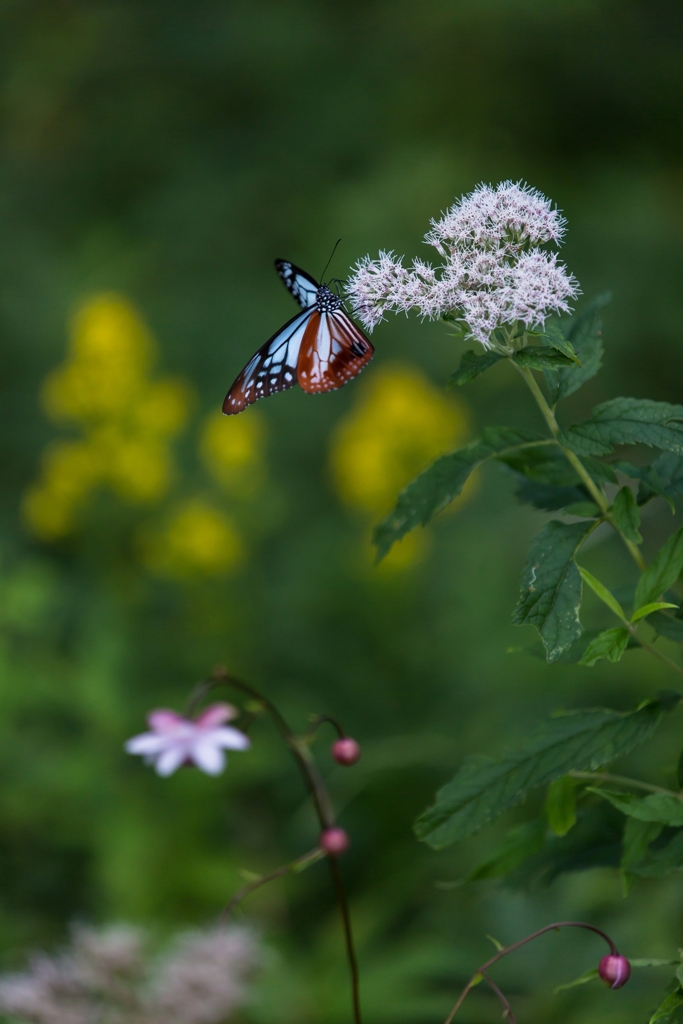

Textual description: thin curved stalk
[220,847,324,921]
[481,971,517,1024]
[189,667,363,1024]
[443,921,617,1024]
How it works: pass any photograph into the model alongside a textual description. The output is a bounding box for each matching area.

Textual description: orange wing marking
[297,311,374,394]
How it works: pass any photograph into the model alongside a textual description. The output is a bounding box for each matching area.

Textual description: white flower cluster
[345,181,580,349]
[0,923,258,1024]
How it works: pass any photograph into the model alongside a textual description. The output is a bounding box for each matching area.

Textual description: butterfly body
[223,261,374,415]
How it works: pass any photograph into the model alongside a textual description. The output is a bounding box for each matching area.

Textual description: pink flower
[125,704,250,777]
[345,180,579,349]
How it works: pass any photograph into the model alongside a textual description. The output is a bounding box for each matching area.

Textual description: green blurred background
[2,2,683,1021]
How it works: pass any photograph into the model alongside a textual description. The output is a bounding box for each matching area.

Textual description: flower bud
[598,954,631,989]
[332,738,361,766]
[320,827,350,855]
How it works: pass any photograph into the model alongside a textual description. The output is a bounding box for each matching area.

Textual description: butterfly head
[316,283,343,314]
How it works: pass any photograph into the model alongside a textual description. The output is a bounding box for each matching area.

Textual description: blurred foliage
[2,2,683,1024]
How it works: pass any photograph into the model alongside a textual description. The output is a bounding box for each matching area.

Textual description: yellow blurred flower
[132,379,193,438]
[330,363,472,569]
[140,498,243,579]
[23,293,195,539]
[330,363,470,514]
[199,410,266,495]
[88,426,172,504]
[42,295,155,423]
[22,440,102,539]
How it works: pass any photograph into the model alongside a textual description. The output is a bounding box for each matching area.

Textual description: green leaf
[414,698,666,849]
[532,627,638,664]
[545,776,577,836]
[649,985,683,1024]
[544,295,609,405]
[650,609,683,643]
[449,349,503,387]
[564,501,601,517]
[509,804,623,885]
[513,479,587,512]
[538,323,580,364]
[613,459,676,512]
[513,520,596,662]
[498,444,616,486]
[621,817,663,892]
[611,485,642,544]
[590,789,683,827]
[466,819,546,881]
[554,968,599,994]
[519,629,636,664]
[583,456,619,484]
[577,565,627,621]
[644,453,683,506]
[631,602,679,623]
[513,348,575,371]
[632,829,683,878]
[635,525,683,609]
[499,444,582,485]
[373,428,545,559]
[578,627,630,667]
[559,398,683,457]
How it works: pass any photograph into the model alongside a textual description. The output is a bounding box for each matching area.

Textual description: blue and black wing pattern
[223,307,313,414]
[275,260,320,309]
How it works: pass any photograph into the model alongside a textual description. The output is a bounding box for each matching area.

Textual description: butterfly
[223,260,375,415]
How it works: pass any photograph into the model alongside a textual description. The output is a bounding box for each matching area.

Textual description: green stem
[513,361,683,677]
[627,624,683,679]
[513,362,646,571]
[220,847,325,920]
[189,669,363,1024]
[569,770,683,799]
[443,921,618,1024]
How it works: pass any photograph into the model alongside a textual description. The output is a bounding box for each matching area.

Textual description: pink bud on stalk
[332,737,361,765]
[598,954,631,989]
[320,827,350,855]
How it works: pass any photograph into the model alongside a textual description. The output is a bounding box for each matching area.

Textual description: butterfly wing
[223,307,313,414]
[297,308,374,394]
[275,260,320,309]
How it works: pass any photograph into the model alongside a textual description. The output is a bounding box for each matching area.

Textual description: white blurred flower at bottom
[125,703,250,776]
[0,923,259,1024]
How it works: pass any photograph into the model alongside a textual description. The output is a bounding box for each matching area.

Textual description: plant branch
[443,921,618,1024]
[512,362,647,572]
[569,770,683,799]
[220,847,325,921]
[306,713,346,741]
[481,971,517,1024]
[191,667,363,1024]
[626,625,683,679]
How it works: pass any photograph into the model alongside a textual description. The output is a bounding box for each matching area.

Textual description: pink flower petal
[196,703,238,728]
[155,745,188,777]
[190,739,226,775]
[148,709,185,732]
[210,726,251,751]
[125,733,170,756]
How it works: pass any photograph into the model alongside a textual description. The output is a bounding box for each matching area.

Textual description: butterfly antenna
[319,238,342,284]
